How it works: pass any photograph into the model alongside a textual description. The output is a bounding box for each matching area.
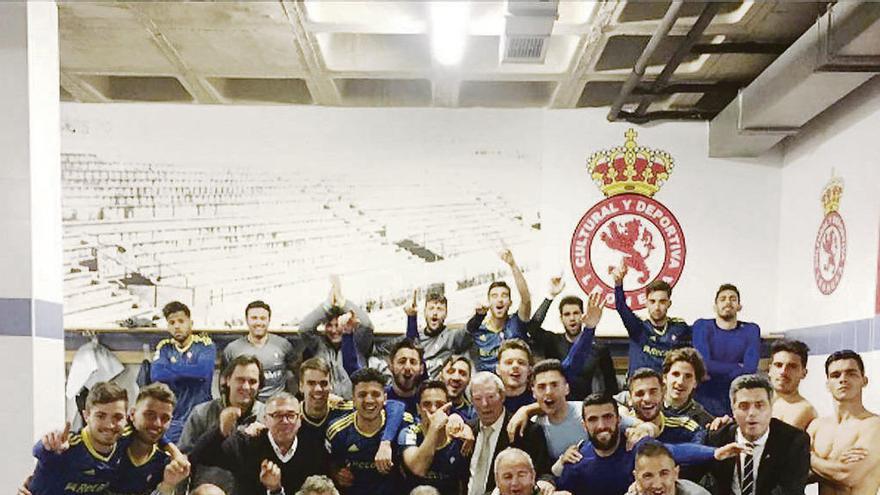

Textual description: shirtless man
[768,339,818,429]
[808,350,880,495]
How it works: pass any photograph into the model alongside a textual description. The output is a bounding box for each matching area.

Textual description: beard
[589,425,620,451]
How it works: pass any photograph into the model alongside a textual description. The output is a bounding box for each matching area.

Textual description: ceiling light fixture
[429,1,471,66]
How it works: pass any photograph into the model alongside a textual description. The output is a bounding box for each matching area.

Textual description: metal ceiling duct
[708,2,880,158]
[500,0,559,64]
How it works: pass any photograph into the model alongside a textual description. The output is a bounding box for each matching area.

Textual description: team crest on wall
[814,173,846,295]
[570,129,686,309]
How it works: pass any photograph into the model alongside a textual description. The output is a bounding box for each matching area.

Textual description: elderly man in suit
[467,371,553,495]
[705,374,810,495]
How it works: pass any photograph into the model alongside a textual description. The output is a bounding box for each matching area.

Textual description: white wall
[62,104,545,216]
[777,76,880,331]
[62,104,787,337]
[539,110,782,336]
[777,76,880,417]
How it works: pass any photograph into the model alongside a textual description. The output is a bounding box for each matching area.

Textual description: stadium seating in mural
[61,153,539,328]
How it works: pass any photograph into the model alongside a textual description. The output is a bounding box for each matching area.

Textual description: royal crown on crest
[588,129,674,198]
[821,173,843,215]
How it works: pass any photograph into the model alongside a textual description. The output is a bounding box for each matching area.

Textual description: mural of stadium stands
[61,153,540,329]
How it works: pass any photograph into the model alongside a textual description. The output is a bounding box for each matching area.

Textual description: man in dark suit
[705,374,810,495]
[189,392,326,495]
[466,371,553,495]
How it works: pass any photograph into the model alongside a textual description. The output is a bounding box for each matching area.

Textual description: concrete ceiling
[58,1,829,118]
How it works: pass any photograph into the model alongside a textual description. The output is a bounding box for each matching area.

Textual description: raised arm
[500,249,531,322]
[401,404,451,476]
[466,310,485,335]
[340,332,361,377]
[561,292,603,382]
[405,289,419,340]
[528,277,565,339]
[342,300,374,360]
[611,261,644,343]
[298,300,333,334]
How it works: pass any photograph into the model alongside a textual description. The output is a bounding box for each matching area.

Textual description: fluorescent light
[429,1,470,66]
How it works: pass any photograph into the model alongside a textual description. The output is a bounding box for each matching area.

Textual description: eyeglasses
[267,411,301,422]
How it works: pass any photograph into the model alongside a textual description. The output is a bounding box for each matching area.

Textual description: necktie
[469,425,494,495]
[741,442,756,495]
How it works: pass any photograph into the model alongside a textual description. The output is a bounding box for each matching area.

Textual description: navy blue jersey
[614,285,691,376]
[29,427,135,495]
[450,398,475,423]
[693,318,761,416]
[504,390,536,415]
[386,386,419,418]
[150,334,215,442]
[325,411,413,495]
[301,399,410,457]
[467,313,528,372]
[398,423,468,494]
[556,435,716,495]
[107,445,169,495]
[655,413,706,444]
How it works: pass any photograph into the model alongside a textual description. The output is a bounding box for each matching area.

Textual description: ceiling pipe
[709,1,880,157]
[631,2,721,118]
[607,0,685,122]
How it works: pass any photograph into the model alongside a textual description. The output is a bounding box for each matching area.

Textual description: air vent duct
[501,0,559,64]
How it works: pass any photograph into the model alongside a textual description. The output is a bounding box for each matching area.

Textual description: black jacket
[705,418,810,495]
[527,298,619,400]
[189,425,326,495]
[466,410,553,494]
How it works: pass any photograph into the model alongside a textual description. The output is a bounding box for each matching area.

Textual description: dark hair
[441,355,473,375]
[488,281,511,297]
[221,355,265,397]
[326,305,347,320]
[136,382,176,408]
[645,280,672,298]
[162,301,190,319]
[351,367,387,388]
[418,380,449,401]
[771,339,810,369]
[729,374,773,405]
[498,338,533,365]
[715,283,740,302]
[300,356,332,379]
[635,441,675,465]
[628,367,663,390]
[390,338,424,361]
[558,296,584,314]
[86,381,129,409]
[582,393,618,416]
[825,350,865,376]
[662,347,707,383]
[245,300,271,319]
[532,359,566,383]
[425,293,448,306]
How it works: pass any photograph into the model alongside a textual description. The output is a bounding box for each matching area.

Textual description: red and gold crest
[814,173,846,295]
[570,129,686,309]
